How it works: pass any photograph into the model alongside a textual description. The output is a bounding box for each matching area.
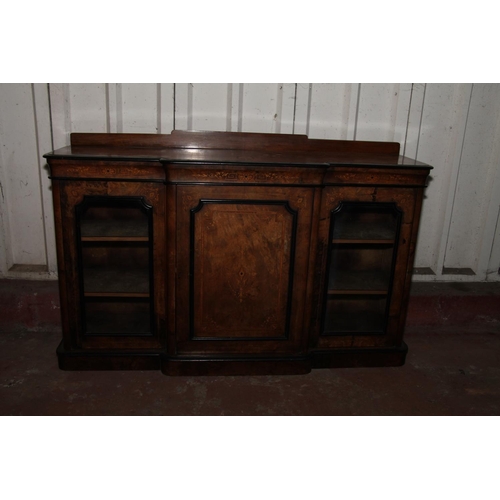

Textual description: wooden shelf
[323,296,387,334]
[323,310,386,334]
[85,310,151,334]
[81,236,149,242]
[84,292,149,298]
[333,224,396,242]
[327,289,387,296]
[83,267,150,296]
[332,238,394,245]
[328,268,390,295]
[80,219,148,242]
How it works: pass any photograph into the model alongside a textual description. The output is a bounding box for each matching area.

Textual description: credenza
[44,130,432,375]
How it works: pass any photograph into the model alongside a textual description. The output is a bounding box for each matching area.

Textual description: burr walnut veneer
[44,131,432,375]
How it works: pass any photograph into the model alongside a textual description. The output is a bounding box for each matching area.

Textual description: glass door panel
[76,197,154,336]
[81,245,150,297]
[332,206,398,242]
[84,298,151,334]
[324,296,387,334]
[328,244,394,293]
[80,206,149,241]
[322,202,401,336]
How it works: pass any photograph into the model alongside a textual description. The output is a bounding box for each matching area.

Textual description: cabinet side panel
[51,181,72,349]
[398,188,425,337]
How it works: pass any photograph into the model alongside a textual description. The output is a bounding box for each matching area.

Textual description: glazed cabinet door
[174,185,315,356]
[56,180,166,350]
[312,186,419,349]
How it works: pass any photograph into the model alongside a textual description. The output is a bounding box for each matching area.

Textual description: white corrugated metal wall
[0,83,499,282]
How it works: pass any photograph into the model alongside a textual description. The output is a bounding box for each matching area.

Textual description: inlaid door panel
[175,185,315,355]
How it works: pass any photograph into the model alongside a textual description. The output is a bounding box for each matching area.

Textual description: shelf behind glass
[327,244,394,294]
[84,299,151,334]
[332,207,398,243]
[80,219,149,242]
[323,295,387,334]
[80,206,149,242]
[83,267,150,297]
[81,245,150,297]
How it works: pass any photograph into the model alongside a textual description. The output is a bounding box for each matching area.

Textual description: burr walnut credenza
[44,131,432,375]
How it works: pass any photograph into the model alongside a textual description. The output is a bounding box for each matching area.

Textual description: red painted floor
[1,280,499,415]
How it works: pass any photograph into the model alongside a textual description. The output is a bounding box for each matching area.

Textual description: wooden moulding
[70,131,401,156]
[164,163,326,186]
[323,167,430,187]
[56,342,161,371]
[56,345,407,374]
[160,345,407,375]
[49,159,166,181]
[161,356,312,376]
[310,342,408,369]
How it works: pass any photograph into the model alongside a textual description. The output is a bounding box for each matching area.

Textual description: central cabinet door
[175,185,314,355]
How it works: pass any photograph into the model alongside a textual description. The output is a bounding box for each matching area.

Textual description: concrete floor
[1,279,499,415]
[1,328,499,416]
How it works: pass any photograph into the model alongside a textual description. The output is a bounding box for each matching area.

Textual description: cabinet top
[44,131,432,169]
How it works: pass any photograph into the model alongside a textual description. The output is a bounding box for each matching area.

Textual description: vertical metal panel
[33,84,58,274]
[49,83,71,148]
[392,83,413,148]
[483,91,500,281]
[445,84,500,274]
[278,83,296,134]
[293,83,311,135]
[186,83,229,131]
[345,83,360,141]
[121,83,158,133]
[0,84,46,266]
[105,83,118,133]
[307,83,359,140]
[487,208,500,281]
[68,83,107,133]
[403,83,426,159]
[159,83,175,134]
[357,82,386,141]
[355,83,405,142]
[0,160,10,273]
[227,83,243,132]
[174,83,190,130]
[0,88,13,274]
[412,83,473,273]
[239,83,281,133]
